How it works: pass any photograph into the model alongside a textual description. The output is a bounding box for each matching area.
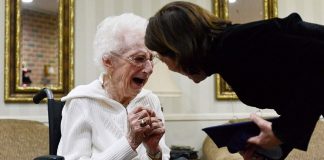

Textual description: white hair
[93,13,148,70]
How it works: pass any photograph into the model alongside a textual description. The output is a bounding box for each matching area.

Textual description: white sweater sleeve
[57,98,137,160]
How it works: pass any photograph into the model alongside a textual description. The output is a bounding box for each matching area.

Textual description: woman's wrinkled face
[158,55,207,83]
[107,47,154,98]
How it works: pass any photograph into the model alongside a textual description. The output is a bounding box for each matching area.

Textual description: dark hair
[145,1,230,74]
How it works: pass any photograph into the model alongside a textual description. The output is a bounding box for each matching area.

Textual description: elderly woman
[57,13,170,160]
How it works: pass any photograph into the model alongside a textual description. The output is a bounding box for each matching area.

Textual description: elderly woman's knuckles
[135,106,155,114]
[153,121,163,128]
[136,109,150,117]
[150,116,162,123]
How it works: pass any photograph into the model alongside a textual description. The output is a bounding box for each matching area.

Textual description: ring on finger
[139,118,147,127]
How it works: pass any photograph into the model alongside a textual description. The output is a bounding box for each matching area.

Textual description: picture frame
[4,0,74,103]
[213,0,278,100]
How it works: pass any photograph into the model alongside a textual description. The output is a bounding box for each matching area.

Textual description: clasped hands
[240,114,282,160]
[127,106,164,156]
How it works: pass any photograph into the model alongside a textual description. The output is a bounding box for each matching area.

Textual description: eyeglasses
[110,51,160,67]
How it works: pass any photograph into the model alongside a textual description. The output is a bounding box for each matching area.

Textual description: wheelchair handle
[33,88,54,104]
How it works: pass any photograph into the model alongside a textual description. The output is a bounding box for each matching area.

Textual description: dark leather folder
[202,117,282,159]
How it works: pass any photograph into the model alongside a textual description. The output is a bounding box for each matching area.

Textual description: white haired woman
[57,13,170,160]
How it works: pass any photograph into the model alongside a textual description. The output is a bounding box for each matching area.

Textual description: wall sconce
[22,0,33,3]
[44,64,55,77]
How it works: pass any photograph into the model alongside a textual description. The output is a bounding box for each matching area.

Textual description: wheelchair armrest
[34,155,64,160]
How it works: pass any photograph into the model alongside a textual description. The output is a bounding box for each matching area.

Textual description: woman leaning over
[145,1,324,160]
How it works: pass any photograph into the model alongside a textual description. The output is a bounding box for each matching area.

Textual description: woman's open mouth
[132,77,146,88]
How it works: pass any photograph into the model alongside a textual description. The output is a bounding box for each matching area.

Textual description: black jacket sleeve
[270,14,324,150]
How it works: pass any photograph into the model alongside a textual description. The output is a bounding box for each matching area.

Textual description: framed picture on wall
[213,0,278,100]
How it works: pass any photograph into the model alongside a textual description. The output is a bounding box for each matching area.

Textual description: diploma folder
[202,118,279,154]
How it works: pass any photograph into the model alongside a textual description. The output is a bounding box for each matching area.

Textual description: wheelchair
[33,88,65,160]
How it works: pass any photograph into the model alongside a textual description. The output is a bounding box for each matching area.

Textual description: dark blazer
[203,13,324,151]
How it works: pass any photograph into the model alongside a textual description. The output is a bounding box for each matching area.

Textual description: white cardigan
[57,75,170,160]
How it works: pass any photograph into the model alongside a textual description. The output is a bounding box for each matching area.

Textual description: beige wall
[279,0,324,23]
[1,0,323,158]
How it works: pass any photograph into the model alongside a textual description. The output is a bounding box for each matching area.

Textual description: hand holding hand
[143,115,165,155]
[127,106,154,150]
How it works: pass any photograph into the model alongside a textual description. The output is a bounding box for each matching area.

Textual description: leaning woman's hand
[247,114,282,149]
[240,114,283,160]
[127,106,154,150]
